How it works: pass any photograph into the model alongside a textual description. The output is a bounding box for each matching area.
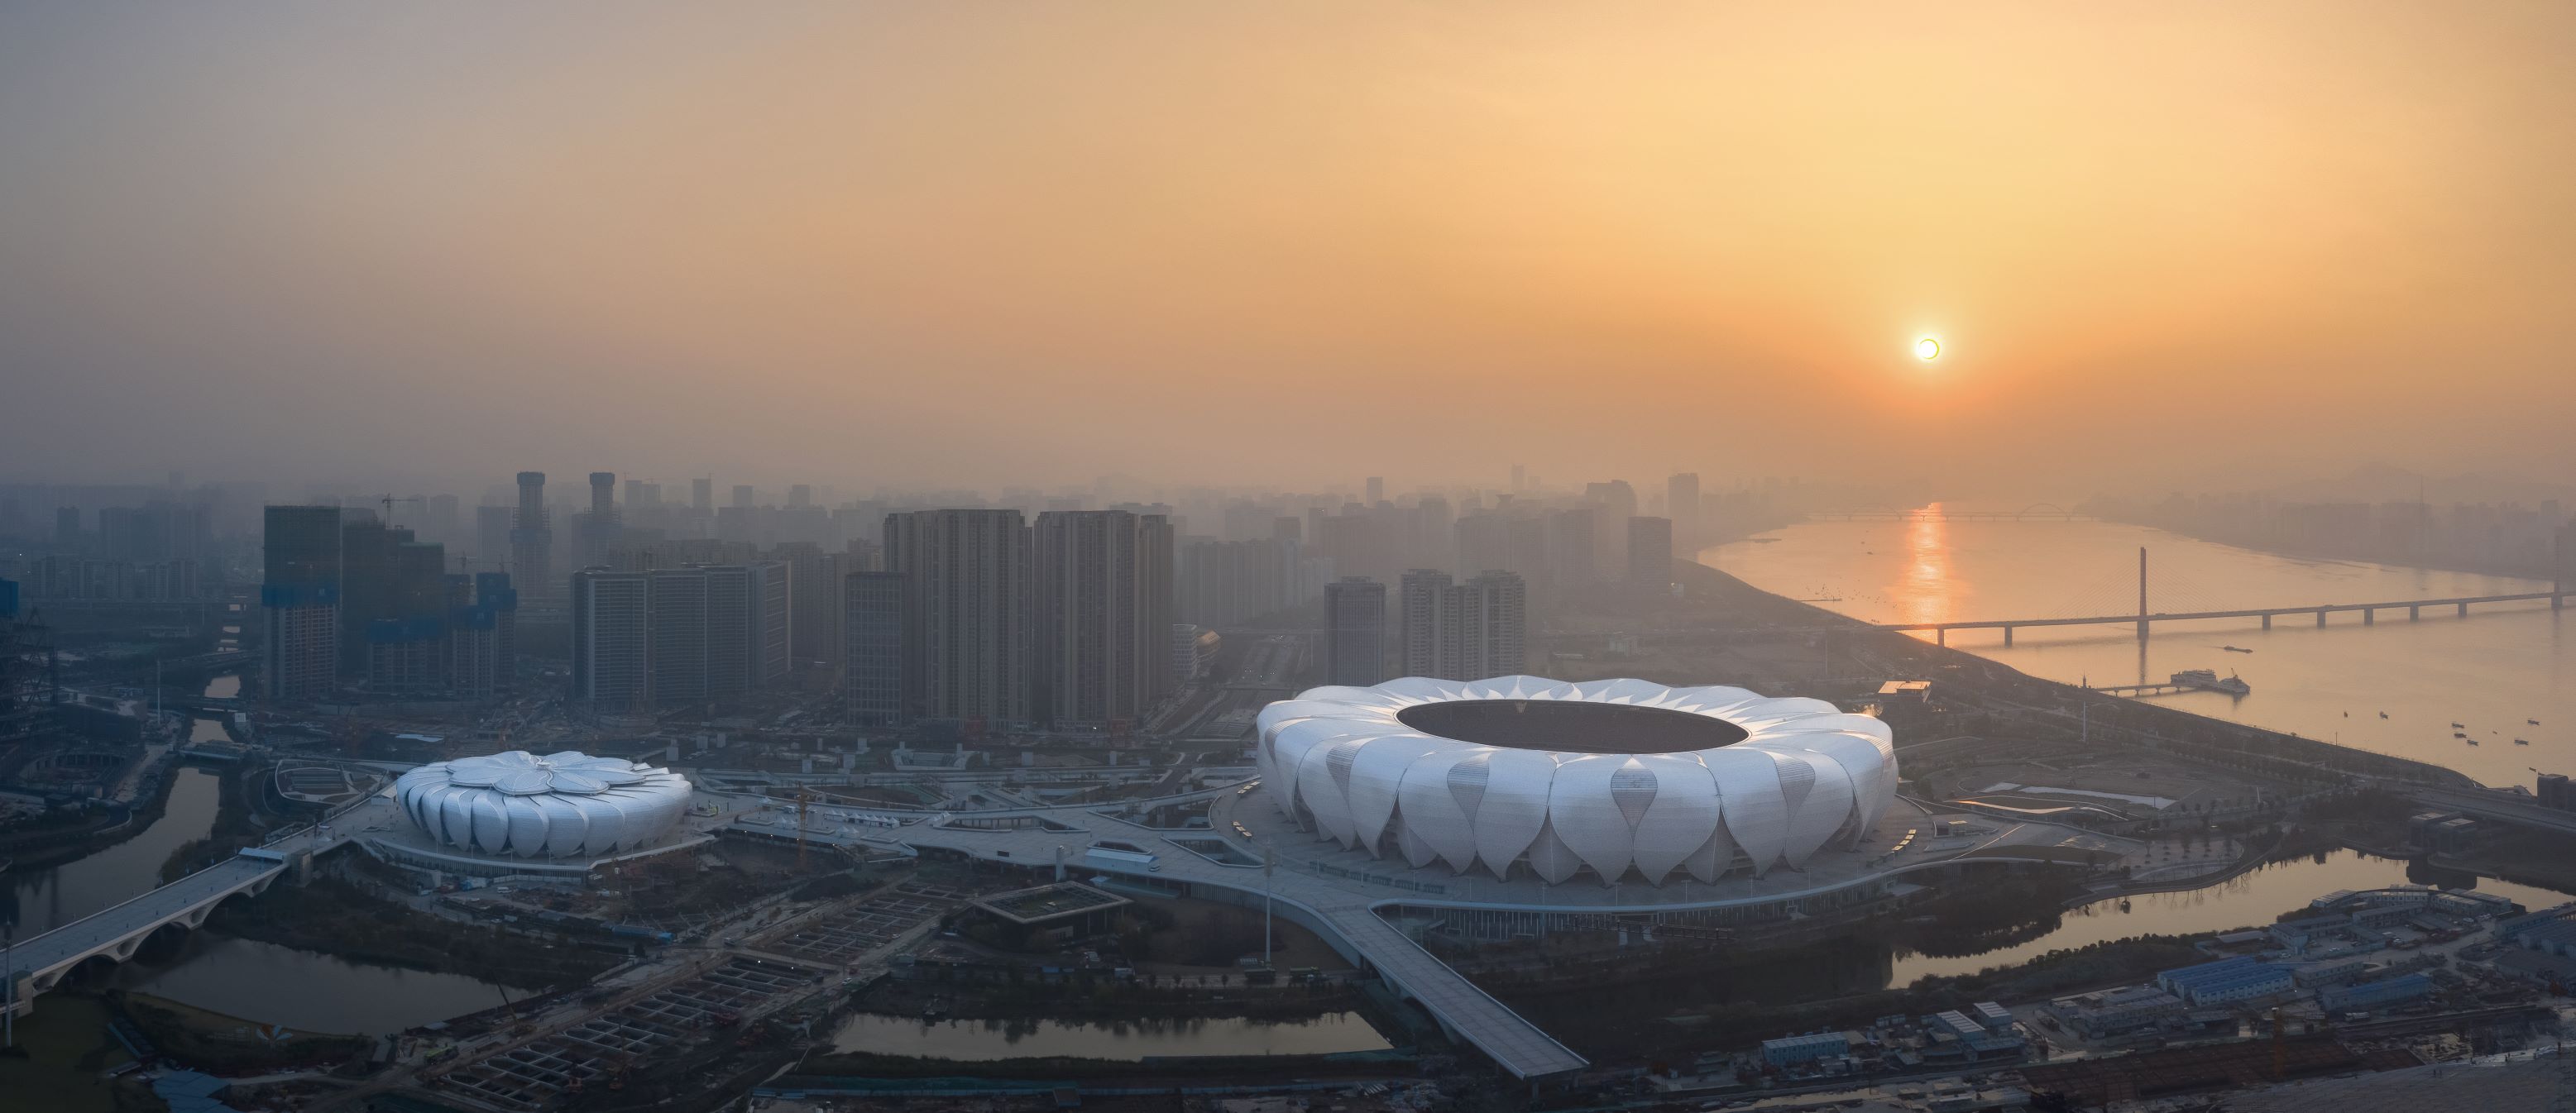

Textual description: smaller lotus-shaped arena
[395,750,693,859]
[1256,677,1898,886]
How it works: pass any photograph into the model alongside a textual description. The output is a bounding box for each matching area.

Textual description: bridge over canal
[4,795,392,1017]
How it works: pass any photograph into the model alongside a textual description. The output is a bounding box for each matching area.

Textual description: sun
[1914,336,1942,361]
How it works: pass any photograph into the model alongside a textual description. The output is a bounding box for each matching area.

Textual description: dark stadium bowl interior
[1395,699,1749,755]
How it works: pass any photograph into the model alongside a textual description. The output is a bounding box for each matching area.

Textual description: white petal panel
[1395,748,1487,872]
[1524,819,1585,885]
[1629,754,1721,886]
[1548,756,1635,883]
[1472,749,1558,881]
[1774,751,1855,867]
[1345,736,1452,857]
[1702,748,1789,875]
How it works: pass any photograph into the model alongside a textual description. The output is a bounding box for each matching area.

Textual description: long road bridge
[3,795,392,1018]
[1879,547,2567,645]
[1807,504,2096,522]
[1893,589,2568,645]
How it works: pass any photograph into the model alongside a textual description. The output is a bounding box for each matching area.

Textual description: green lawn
[0,996,136,1113]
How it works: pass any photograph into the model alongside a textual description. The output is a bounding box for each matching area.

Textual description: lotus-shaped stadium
[1255,677,1898,886]
[394,750,693,859]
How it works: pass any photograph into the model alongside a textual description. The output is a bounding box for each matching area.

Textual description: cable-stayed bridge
[1876,547,2568,645]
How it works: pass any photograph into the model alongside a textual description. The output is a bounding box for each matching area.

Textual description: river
[4,681,518,1034]
[831,1010,1393,1060]
[1888,848,2568,985]
[1703,518,2571,788]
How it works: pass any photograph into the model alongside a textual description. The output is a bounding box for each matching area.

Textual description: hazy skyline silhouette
[5,4,2573,498]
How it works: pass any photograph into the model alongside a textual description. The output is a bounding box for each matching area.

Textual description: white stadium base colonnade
[880,676,2138,1082]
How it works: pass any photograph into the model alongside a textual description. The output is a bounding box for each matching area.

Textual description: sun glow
[1915,336,1942,361]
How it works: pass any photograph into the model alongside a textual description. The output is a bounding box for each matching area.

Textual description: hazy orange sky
[3,3,2572,498]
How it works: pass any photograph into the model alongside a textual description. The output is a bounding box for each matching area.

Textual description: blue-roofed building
[2318,972,2432,1013]
[1761,1031,1854,1068]
[2290,958,2370,987]
[2156,956,2295,1006]
[2498,903,2576,958]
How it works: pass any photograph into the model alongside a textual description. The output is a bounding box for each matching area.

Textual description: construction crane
[373,494,425,524]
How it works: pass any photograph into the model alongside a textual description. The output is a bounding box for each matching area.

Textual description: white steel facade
[394,750,692,859]
[1256,676,1898,886]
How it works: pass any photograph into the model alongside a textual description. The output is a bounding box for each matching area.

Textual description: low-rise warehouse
[2157,956,2294,1006]
[1761,1031,1855,1068]
[2315,973,2431,1014]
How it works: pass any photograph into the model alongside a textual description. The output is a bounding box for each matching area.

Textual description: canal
[5,675,520,1034]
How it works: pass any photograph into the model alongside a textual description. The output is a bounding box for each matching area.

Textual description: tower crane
[372,494,425,523]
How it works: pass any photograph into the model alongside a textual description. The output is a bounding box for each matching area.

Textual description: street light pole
[1262,842,1276,967]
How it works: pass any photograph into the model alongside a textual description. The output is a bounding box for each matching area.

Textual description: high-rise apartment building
[1032,509,1175,728]
[570,569,649,710]
[692,477,714,512]
[475,504,513,568]
[361,533,450,694]
[1176,537,1300,628]
[1627,516,1673,590]
[1666,473,1701,552]
[1365,476,1385,505]
[731,484,754,509]
[1399,568,1450,678]
[1547,507,1598,586]
[510,471,553,609]
[261,504,343,702]
[1399,569,1525,681]
[778,543,846,674]
[1324,577,1386,687]
[843,571,906,725]
[883,509,1032,728]
[1585,480,1637,574]
[745,561,792,688]
[645,566,711,704]
[447,571,517,700]
[577,471,620,571]
[571,562,787,710]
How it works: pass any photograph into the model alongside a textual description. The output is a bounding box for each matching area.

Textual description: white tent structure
[1255,676,1897,886]
[395,750,693,859]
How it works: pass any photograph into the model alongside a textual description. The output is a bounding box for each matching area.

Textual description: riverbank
[856,976,1372,1026]
[122,991,371,1070]
[1486,929,2210,1063]
[1678,558,2476,790]
[200,872,621,990]
[0,995,147,1113]
[0,748,184,873]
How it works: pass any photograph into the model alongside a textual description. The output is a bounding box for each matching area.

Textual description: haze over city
[6,3,2576,497]
[8,7,2576,1113]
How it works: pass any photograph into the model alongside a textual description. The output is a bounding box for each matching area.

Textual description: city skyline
[8,7,2576,1107]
